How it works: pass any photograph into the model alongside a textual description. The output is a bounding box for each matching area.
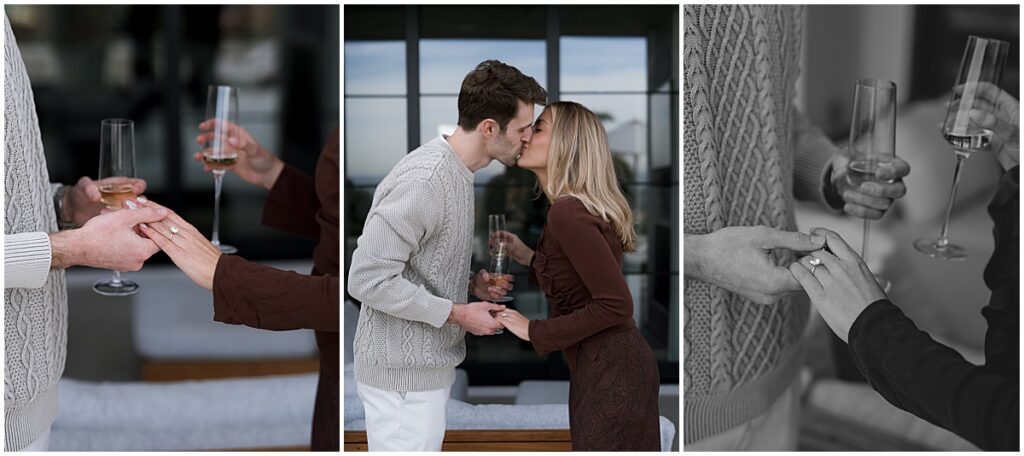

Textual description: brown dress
[211,128,340,451]
[527,196,661,451]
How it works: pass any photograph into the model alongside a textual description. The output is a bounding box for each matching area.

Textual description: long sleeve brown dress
[211,128,340,451]
[527,196,660,451]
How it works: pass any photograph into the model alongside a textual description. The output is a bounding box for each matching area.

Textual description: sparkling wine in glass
[846,78,897,292]
[93,119,141,296]
[489,243,509,334]
[204,85,239,254]
[915,35,1009,260]
[487,214,513,303]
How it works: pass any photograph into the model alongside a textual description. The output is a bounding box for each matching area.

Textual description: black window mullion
[405,6,420,153]
[546,5,559,103]
[163,5,183,210]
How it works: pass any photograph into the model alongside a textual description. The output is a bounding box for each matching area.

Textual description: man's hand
[194,120,285,190]
[65,176,147,226]
[50,206,165,271]
[830,154,910,220]
[448,302,506,336]
[685,226,825,305]
[470,269,513,301]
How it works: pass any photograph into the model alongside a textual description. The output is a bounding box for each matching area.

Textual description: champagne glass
[487,214,513,303]
[915,35,1009,260]
[846,78,897,292]
[204,85,239,254]
[489,243,509,335]
[93,119,141,296]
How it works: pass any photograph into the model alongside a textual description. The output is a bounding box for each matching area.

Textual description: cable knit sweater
[348,136,474,392]
[683,5,839,443]
[3,15,68,451]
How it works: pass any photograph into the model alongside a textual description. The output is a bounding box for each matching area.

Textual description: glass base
[495,295,514,303]
[212,241,237,254]
[93,278,140,296]
[914,238,968,261]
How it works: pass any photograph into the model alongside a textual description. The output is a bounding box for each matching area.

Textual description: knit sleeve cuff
[5,232,52,289]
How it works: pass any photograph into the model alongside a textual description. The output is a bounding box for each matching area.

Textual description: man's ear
[479,118,498,138]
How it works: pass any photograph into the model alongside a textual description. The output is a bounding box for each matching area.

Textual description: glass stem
[212,171,224,246]
[937,154,967,248]
[861,218,870,262]
[111,270,123,286]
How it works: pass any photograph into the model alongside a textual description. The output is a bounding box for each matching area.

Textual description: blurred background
[6,5,338,451]
[343,4,679,451]
[787,4,1017,450]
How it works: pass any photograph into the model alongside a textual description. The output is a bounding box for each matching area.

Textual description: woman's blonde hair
[543,101,637,252]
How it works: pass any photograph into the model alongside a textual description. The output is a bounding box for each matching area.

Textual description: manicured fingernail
[125,200,138,210]
[811,235,825,244]
[969,110,984,120]
[229,137,239,146]
[158,209,168,216]
[137,195,148,202]
[140,223,149,229]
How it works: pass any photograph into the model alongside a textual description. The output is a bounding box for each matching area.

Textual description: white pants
[20,427,50,452]
[357,381,450,451]
[686,377,801,451]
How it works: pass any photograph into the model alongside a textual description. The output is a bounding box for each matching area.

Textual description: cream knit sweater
[3,15,68,451]
[348,136,474,392]
[684,4,839,443]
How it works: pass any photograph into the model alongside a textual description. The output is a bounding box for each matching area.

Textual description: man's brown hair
[457,60,547,132]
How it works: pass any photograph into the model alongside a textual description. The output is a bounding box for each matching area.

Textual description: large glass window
[344,5,679,384]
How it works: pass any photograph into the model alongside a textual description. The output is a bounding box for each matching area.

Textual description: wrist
[823,164,845,210]
[683,234,706,280]
[49,229,84,269]
[262,159,286,190]
[447,303,465,324]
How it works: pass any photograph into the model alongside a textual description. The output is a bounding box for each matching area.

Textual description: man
[682,5,910,450]
[348,59,546,451]
[4,15,164,451]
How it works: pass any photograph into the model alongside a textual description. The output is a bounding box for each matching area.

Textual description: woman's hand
[496,308,530,341]
[960,82,1020,171]
[194,119,285,190]
[493,230,534,266]
[135,200,223,290]
[788,227,887,343]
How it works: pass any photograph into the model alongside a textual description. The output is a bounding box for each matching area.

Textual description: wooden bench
[344,430,573,451]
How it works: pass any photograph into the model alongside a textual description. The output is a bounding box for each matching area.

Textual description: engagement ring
[809,257,821,274]
[169,225,179,239]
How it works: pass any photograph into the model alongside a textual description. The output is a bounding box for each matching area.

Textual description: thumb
[479,269,490,281]
[756,228,825,252]
[486,303,506,312]
[121,206,168,226]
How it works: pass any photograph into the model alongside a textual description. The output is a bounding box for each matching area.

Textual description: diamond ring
[809,257,821,274]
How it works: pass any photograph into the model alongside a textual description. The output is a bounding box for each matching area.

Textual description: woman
[497,101,661,451]
[138,122,339,451]
[790,86,1018,451]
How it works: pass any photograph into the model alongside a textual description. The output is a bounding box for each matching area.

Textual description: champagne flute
[846,78,897,292]
[487,214,513,303]
[489,242,509,335]
[915,35,1009,260]
[93,119,141,296]
[204,85,239,254]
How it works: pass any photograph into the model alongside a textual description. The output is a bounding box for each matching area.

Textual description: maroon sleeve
[527,201,633,355]
[262,164,320,239]
[212,254,339,332]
